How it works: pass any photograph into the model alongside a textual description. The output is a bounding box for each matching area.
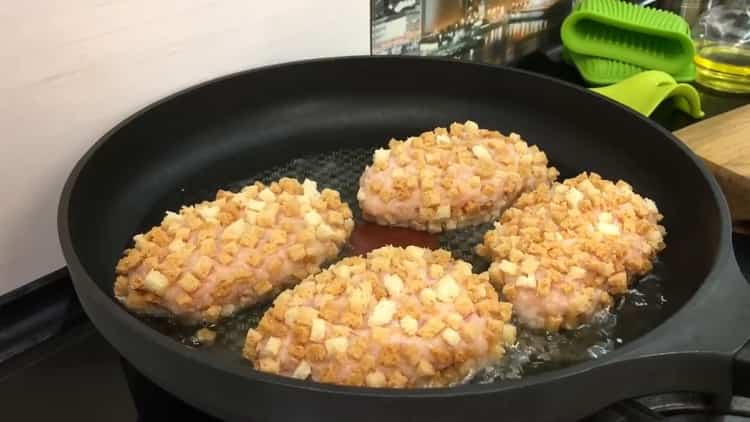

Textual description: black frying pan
[58,56,750,422]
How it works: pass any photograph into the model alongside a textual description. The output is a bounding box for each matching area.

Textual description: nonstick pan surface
[58,56,750,422]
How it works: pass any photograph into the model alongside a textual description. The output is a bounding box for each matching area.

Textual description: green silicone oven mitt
[561,0,695,75]
[591,70,704,118]
[566,49,696,85]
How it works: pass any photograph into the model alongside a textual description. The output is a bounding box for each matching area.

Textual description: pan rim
[58,55,735,399]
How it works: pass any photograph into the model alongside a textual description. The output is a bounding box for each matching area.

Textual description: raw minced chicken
[114,178,354,324]
[244,246,517,388]
[477,173,666,331]
[357,121,558,233]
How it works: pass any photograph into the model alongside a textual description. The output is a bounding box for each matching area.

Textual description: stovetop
[1,50,749,422]
[586,394,750,421]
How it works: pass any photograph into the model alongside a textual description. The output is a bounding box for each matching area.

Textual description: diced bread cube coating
[477,173,666,331]
[243,246,516,388]
[114,178,354,324]
[358,121,558,233]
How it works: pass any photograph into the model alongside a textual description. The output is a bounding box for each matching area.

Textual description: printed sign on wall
[371,0,572,64]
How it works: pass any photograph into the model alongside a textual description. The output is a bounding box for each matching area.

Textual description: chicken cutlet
[477,173,666,331]
[114,178,354,324]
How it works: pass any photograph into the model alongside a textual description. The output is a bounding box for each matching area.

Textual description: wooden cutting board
[674,104,750,233]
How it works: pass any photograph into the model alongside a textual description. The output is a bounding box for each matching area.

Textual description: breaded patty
[358,121,558,233]
[243,246,517,388]
[114,178,354,324]
[477,173,666,331]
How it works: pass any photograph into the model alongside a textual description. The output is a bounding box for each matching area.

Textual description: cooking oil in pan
[136,148,669,384]
[473,278,667,383]
[146,252,667,384]
[144,250,666,384]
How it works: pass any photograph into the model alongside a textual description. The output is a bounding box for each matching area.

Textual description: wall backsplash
[0,0,369,296]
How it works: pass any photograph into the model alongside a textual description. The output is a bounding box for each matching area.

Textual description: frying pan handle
[619,252,750,358]
[608,255,750,402]
[733,338,750,397]
[731,256,750,397]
